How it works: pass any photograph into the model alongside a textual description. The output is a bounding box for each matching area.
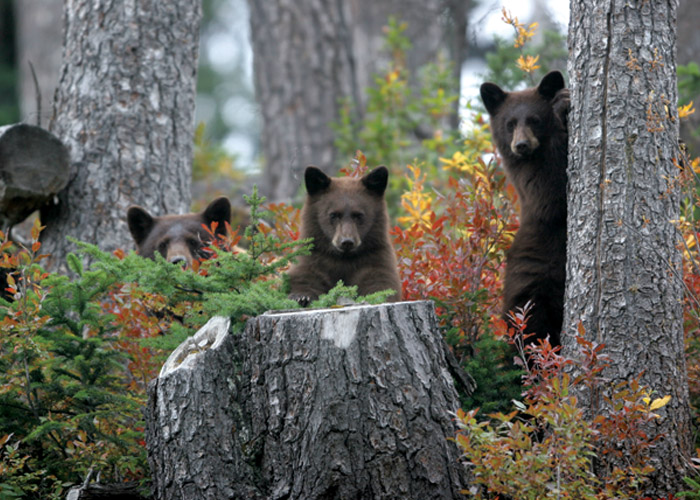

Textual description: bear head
[480,70,566,160]
[302,165,389,257]
[126,197,231,268]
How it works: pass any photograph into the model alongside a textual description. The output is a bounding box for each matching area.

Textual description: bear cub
[288,165,402,305]
[480,70,570,347]
[127,197,231,268]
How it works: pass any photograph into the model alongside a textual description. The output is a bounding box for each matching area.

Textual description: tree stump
[0,123,69,230]
[146,301,471,500]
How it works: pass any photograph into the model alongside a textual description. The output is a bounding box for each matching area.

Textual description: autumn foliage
[1,12,700,500]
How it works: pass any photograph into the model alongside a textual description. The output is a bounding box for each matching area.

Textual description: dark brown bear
[288,166,402,305]
[480,70,570,347]
[126,197,231,268]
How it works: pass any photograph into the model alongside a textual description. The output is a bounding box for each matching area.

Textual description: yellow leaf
[516,55,540,73]
[649,395,671,411]
[679,101,695,120]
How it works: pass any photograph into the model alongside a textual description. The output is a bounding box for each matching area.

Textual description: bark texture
[42,0,201,273]
[566,0,692,493]
[146,302,469,500]
[13,0,63,126]
[0,124,69,230]
[247,0,463,202]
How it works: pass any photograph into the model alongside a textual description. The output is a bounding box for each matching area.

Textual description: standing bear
[480,71,570,347]
[288,165,402,305]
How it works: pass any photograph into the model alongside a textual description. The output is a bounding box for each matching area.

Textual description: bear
[480,70,570,347]
[288,165,402,306]
[126,197,231,268]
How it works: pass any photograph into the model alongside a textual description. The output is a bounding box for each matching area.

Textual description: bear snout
[164,240,194,268]
[339,237,356,252]
[514,140,532,156]
[332,226,361,253]
[169,255,189,268]
[510,126,540,157]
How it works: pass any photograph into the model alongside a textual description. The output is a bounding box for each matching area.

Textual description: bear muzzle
[510,126,540,157]
[164,240,194,268]
[332,225,361,253]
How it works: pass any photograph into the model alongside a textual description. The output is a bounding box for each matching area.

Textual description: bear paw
[289,293,312,307]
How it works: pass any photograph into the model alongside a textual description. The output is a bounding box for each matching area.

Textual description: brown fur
[480,71,569,346]
[126,197,231,267]
[288,166,402,305]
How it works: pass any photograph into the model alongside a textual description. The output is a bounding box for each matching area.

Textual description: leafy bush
[0,189,309,498]
[456,311,673,500]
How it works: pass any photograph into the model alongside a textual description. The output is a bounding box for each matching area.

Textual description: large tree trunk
[13,0,63,126]
[565,0,692,494]
[248,0,464,202]
[42,0,201,273]
[146,302,471,499]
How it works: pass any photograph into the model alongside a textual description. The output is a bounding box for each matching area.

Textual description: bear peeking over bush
[288,166,402,306]
[126,197,231,268]
[480,70,570,347]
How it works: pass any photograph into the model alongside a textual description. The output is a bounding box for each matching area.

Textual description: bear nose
[169,255,189,268]
[340,238,355,252]
[515,140,531,155]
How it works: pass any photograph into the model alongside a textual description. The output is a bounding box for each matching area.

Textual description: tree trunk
[146,302,471,500]
[0,124,69,231]
[42,0,201,273]
[13,0,63,126]
[565,0,692,494]
[247,0,465,202]
[247,1,357,203]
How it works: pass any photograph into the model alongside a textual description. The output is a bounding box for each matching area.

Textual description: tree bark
[146,302,470,500]
[0,124,69,231]
[565,0,692,494]
[13,0,63,126]
[42,0,201,273]
[247,0,465,202]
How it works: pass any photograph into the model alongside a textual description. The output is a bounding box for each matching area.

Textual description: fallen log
[0,123,69,230]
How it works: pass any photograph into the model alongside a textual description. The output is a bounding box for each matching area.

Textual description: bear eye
[187,237,201,249]
[158,240,169,255]
[527,116,541,127]
[351,212,364,223]
[506,119,516,132]
[330,212,342,222]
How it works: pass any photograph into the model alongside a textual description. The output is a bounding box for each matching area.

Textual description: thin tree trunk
[247,0,358,203]
[146,302,471,499]
[13,0,63,126]
[565,0,692,494]
[248,0,465,202]
[42,0,201,273]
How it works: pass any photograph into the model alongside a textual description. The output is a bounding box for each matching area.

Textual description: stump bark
[146,301,471,500]
[0,123,69,230]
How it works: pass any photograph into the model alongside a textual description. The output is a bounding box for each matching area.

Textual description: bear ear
[362,165,389,196]
[126,206,155,246]
[537,71,565,101]
[480,82,508,115]
[202,197,231,234]
[305,166,332,196]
